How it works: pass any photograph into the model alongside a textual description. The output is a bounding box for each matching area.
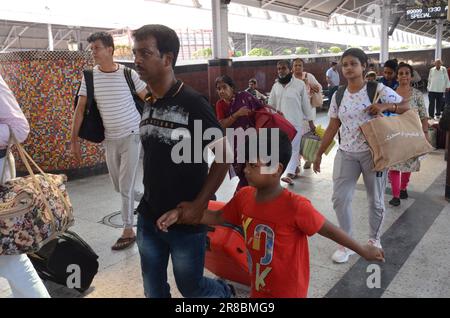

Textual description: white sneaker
[331,246,356,263]
[134,190,144,202]
[367,238,382,249]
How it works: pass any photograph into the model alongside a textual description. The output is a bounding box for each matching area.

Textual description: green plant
[328,46,342,53]
[234,50,243,57]
[193,47,212,58]
[248,48,272,56]
[369,46,380,51]
[282,48,293,55]
[295,47,309,54]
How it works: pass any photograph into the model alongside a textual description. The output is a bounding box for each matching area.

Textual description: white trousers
[104,134,141,228]
[285,125,302,175]
[0,255,50,298]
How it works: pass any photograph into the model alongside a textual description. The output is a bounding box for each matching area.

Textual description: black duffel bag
[28,230,99,293]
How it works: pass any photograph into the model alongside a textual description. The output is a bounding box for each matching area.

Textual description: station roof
[234,0,449,42]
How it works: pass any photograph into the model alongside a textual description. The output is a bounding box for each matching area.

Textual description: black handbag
[74,70,105,143]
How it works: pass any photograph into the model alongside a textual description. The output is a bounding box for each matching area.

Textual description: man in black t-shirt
[132,24,233,298]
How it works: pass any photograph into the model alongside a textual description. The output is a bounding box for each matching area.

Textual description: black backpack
[334,81,378,144]
[335,80,378,109]
[74,67,144,143]
[124,67,145,115]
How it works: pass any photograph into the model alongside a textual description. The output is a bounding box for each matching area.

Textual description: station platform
[1,111,449,298]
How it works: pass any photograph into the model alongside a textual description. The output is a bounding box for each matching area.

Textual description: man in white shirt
[326,61,340,102]
[71,32,148,250]
[268,60,315,185]
[427,59,450,119]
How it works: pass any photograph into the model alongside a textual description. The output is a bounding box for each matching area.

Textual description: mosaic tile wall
[0,51,105,175]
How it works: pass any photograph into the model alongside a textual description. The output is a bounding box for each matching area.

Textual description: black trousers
[428,91,445,117]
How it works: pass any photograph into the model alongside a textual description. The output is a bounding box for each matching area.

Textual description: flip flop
[281,176,294,185]
[111,236,136,250]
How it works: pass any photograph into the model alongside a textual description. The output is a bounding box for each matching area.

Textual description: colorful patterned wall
[0,51,106,177]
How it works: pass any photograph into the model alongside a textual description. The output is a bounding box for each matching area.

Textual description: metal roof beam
[2,25,17,48]
[297,0,330,18]
[1,26,29,52]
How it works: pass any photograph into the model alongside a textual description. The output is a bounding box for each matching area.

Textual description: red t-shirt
[222,187,326,298]
[215,99,229,121]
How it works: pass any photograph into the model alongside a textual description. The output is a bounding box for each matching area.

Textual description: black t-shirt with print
[137,80,223,233]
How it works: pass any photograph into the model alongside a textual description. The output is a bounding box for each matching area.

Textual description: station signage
[406,5,448,20]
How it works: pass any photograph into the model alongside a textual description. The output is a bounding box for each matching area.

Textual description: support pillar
[379,0,390,64]
[435,20,443,61]
[47,24,54,51]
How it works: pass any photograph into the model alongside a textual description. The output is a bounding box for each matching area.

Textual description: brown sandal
[111,236,136,250]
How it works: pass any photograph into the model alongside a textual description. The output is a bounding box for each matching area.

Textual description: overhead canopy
[233,0,450,42]
[0,20,111,51]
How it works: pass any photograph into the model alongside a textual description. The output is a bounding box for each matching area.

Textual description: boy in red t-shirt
[157,129,384,298]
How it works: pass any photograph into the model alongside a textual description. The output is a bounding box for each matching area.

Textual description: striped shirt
[78,64,147,140]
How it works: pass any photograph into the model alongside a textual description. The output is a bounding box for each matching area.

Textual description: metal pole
[245,33,251,55]
[435,19,443,61]
[47,23,54,51]
[379,0,390,63]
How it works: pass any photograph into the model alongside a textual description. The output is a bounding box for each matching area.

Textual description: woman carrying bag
[313,48,408,264]
[0,74,50,298]
[215,75,264,193]
[388,63,429,207]
[292,58,323,170]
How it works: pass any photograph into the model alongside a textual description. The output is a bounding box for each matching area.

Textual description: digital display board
[406,5,448,20]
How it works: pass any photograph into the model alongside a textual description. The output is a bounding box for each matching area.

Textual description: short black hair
[132,24,180,68]
[384,59,398,71]
[215,75,235,89]
[331,61,338,66]
[87,32,114,53]
[396,62,414,75]
[341,48,368,68]
[245,128,292,174]
[249,78,257,84]
[277,59,292,69]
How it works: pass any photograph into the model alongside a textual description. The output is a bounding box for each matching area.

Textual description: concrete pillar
[435,19,444,61]
[47,24,54,51]
[212,0,229,59]
[379,0,390,63]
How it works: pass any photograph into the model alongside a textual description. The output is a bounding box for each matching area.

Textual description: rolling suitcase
[205,201,250,286]
[28,230,99,293]
[432,123,446,149]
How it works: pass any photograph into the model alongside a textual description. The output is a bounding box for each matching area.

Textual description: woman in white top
[0,74,50,298]
[292,58,322,170]
[313,48,409,264]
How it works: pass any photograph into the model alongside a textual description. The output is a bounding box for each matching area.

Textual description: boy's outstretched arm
[318,220,385,262]
[157,208,226,232]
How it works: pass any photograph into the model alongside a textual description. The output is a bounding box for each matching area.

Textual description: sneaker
[303,161,312,169]
[331,246,356,263]
[134,190,144,202]
[400,189,408,199]
[367,238,382,249]
[389,197,400,206]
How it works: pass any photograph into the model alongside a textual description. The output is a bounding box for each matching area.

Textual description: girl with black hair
[313,48,408,263]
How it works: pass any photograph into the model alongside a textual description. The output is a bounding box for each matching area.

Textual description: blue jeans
[136,214,232,298]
